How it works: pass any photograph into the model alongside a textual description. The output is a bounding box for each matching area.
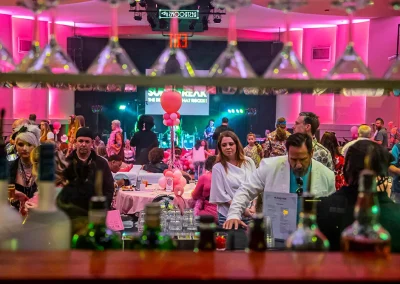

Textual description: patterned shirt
[244,144,263,168]
[313,138,334,171]
[263,130,291,158]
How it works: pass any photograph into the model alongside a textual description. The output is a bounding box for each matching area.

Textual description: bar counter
[1,251,399,283]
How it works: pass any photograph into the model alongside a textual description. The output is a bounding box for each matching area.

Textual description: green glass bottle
[247,214,267,252]
[138,203,176,250]
[72,195,121,250]
[286,193,330,251]
[195,215,216,252]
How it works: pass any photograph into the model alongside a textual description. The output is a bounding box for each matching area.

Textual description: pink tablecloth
[115,184,195,214]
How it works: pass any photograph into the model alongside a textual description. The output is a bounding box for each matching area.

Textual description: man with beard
[372,118,388,149]
[223,133,335,229]
[58,127,115,219]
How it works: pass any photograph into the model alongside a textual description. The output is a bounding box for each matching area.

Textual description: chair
[114,173,131,185]
[152,194,174,203]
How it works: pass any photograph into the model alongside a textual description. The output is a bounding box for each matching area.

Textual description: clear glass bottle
[341,170,391,255]
[19,144,71,250]
[0,145,21,250]
[286,193,330,251]
[248,214,267,252]
[195,215,216,252]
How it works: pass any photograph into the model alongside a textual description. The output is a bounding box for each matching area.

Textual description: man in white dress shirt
[341,124,371,157]
[224,133,335,229]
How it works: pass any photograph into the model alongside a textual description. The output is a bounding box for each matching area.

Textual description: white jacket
[227,156,336,220]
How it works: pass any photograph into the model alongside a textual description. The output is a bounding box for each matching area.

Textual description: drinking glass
[208,0,255,78]
[264,0,310,79]
[28,5,79,89]
[87,0,140,90]
[150,0,197,77]
[15,0,56,88]
[0,43,15,73]
[215,232,228,251]
[326,0,373,80]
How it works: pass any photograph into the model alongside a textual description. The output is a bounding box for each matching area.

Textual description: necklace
[19,160,33,187]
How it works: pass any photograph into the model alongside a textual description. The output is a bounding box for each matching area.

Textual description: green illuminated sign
[159,9,199,20]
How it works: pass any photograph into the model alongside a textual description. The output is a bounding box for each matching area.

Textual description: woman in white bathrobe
[210,131,256,225]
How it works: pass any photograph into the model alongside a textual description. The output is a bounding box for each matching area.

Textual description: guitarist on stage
[204,119,215,148]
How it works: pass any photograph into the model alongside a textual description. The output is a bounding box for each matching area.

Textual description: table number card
[106,210,124,231]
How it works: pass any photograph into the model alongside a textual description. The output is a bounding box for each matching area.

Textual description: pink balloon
[173,176,181,186]
[53,121,61,130]
[163,119,168,126]
[167,119,174,126]
[174,186,184,197]
[170,113,177,120]
[158,176,166,189]
[183,165,188,170]
[174,118,180,126]
[163,113,170,120]
[160,91,182,113]
[189,163,194,170]
[180,176,187,187]
[165,170,174,178]
[176,112,181,119]
[350,126,358,135]
[173,170,183,179]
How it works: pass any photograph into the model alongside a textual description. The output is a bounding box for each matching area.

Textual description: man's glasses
[296,177,303,197]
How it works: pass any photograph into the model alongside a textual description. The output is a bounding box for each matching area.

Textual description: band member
[204,119,215,148]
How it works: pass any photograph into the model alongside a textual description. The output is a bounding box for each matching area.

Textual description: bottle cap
[199,215,215,224]
[90,196,107,210]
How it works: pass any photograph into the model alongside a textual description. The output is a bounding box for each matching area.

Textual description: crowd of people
[6,110,400,251]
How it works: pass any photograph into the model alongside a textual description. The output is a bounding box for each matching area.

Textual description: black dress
[130,130,159,165]
[143,162,169,173]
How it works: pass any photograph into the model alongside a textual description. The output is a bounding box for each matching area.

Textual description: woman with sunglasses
[210,131,256,225]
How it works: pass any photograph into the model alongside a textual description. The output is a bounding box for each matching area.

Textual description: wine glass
[15,0,56,88]
[87,0,140,90]
[264,0,310,79]
[150,0,197,77]
[326,0,373,80]
[28,5,79,89]
[208,0,256,78]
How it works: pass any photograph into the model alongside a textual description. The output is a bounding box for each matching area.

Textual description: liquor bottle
[286,193,330,251]
[0,108,21,250]
[0,148,22,250]
[18,144,71,250]
[247,214,267,252]
[341,169,391,255]
[138,203,176,250]
[72,171,121,250]
[195,215,216,252]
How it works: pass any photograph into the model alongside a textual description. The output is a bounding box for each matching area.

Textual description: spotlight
[147,14,156,28]
[239,109,244,114]
[236,109,239,114]
[189,19,196,31]
[228,109,232,113]
[159,19,168,30]
[119,105,127,111]
[134,11,142,21]
[213,14,221,24]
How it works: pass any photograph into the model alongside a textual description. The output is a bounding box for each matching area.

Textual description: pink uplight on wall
[13,88,49,119]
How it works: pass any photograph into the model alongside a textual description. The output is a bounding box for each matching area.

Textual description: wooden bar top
[0,251,399,283]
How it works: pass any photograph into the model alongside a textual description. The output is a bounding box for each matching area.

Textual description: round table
[115,184,196,214]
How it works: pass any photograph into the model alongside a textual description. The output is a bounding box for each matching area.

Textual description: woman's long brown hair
[216,131,247,172]
[40,121,51,143]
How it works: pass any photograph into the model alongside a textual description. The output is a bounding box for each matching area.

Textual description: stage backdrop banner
[145,70,210,116]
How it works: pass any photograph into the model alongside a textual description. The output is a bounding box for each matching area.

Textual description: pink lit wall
[13,88,48,120]
[302,27,336,78]
[336,21,370,64]
[301,94,334,124]
[0,14,12,51]
[48,89,74,120]
[55,23,74,50]
[276,93,302,124]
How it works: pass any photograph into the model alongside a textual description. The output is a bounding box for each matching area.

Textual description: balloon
[163,119,168,126]
[350,126,358,135]
[53,121,61,130]
[163,113,170,120]
[173,176,181,186]
[61,134,68,143]
[160,90,182,113]
[163,151,170,158]
[158,176,166,189]
[174,186,184,197]
[170,113,177,120]
[180,176,187,187]
[189,163,194,170]
[165,170,174,178]
[176,112,181,119]
[173,170,182,179]
[183,165,188,170]
[167,119,174,126]
[174,118,180,126]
